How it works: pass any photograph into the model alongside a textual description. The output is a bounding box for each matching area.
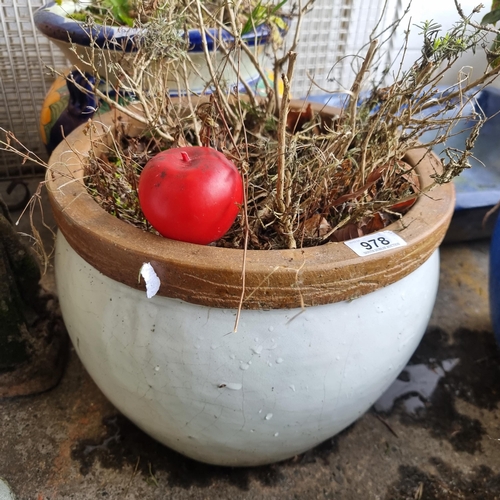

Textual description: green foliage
[417,19,482,63]
[106,0,134,26]
[241,0,288,35]
[63,0,288,31]
[482,0,500,24]
[482,1,500,67]
[68,0,135,26]
[481,8,500,25]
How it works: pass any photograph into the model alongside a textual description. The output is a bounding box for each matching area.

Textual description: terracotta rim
[46,102,455,309]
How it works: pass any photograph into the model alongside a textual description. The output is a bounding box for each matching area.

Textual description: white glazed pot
[55,232,439,466]
[46,105,454,466]
[34,0,273,92]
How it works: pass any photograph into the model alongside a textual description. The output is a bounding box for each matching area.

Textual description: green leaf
[107,0,134,26]
[489,33,500,68]
[270,0,288,15]
[271,15,287,31]
[242,2,264,35]
[241,0,288,36]
[481,8,500,25]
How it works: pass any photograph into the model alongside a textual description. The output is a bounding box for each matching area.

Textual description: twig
[418,62,500,112]
[375,413,399,438]
[124,456,140,496]
[273,0,314,111]
[454,0,496,33]
[194,0,239,124]
[66,70,176,142]
[211,0,274,100]
[276,51,297,249]
[233,171,249,333]
[338,39,378,165]
[277,0,315,63]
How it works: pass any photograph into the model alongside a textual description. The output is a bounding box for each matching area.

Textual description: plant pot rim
[34,0,276,53]
[46,100,455,310]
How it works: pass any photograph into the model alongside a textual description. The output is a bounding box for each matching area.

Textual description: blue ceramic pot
[34,1,275,52]
[34,0,283,92]
[490,213,500,343]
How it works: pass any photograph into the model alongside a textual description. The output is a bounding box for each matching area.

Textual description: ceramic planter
[34,0,275,92]
[46,103,454,466]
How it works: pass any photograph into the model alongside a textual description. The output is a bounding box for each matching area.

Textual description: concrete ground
[1,182,499,500]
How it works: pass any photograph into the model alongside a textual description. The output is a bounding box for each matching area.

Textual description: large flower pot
[34,0,275,92]
[46,104,454,466]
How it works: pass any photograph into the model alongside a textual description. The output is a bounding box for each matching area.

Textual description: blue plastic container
[490,215,500,343]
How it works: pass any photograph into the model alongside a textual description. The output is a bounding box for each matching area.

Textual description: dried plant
[4,0,500,251]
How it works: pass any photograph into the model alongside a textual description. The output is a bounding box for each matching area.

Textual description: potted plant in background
[35,0,289,152]
[3,0,500,466]
[33,0,287,91]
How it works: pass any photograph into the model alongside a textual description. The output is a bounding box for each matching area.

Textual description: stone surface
[0,182,498,499]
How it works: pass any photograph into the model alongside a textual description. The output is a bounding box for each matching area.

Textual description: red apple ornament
[138,146,243,245]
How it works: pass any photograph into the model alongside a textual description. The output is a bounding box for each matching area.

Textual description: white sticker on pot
[139,262,161,298]
[344,230,406,257]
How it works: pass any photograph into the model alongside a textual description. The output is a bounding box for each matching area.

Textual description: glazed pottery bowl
[46,103,454,466]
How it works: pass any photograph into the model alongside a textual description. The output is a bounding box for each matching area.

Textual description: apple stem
[181,151,191,162]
